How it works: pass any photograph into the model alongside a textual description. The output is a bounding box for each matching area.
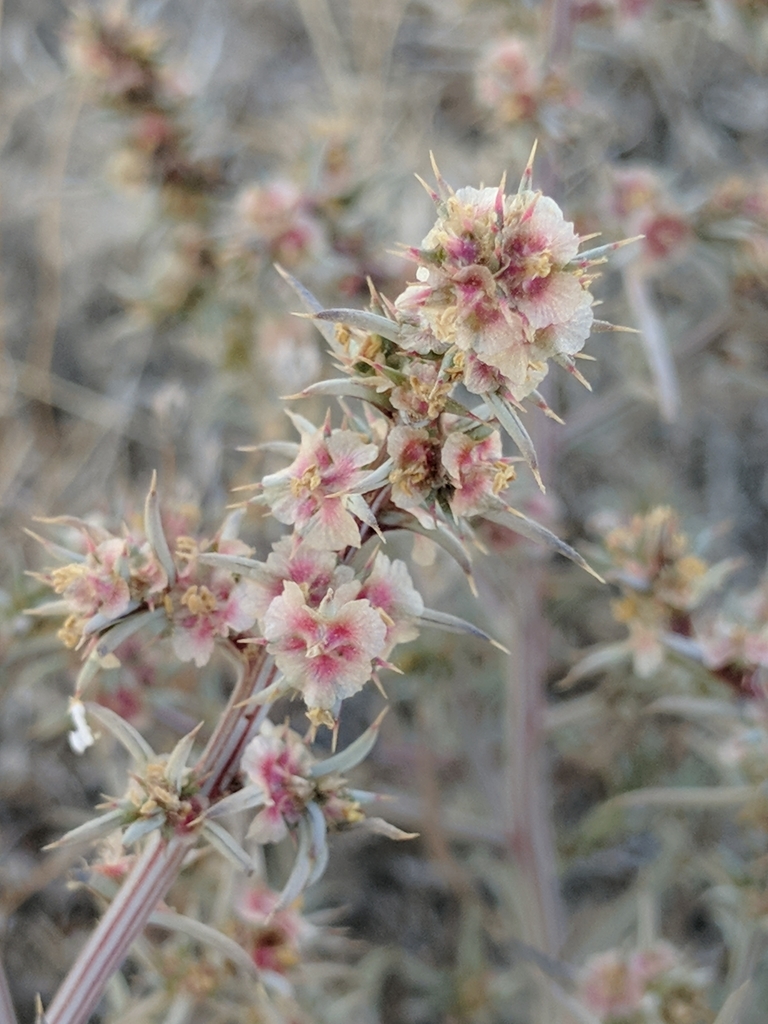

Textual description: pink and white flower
[387,425,444,520]
[238,719,369,842]
[170,537,261,667]
[240,720,315,843]
[261,417,379,550]
[263,580,387,712]
[476,36,541,123]
[237,884,313,973]
[395,178,594,402]
[248,535,354,627]
[441,429,516,518]
[358,552,424,654]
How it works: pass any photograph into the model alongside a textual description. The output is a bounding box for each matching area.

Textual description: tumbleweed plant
[4,2,768,1023]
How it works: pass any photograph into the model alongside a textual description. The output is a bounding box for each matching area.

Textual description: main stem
[43,646,274,1024]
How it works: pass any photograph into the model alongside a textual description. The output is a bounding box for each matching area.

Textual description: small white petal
[68,699,95,754]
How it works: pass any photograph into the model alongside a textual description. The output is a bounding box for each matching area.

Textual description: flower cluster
[28,487,261,683]
[578,943,711,1024]
[394,158,601,403]
[49,703,209,852]
[204,530,425,723]
[237,719,366,844]
[207,715,413,907]
[562,506,768,700]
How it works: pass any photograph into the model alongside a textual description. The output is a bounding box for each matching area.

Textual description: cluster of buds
[47,703,214,853]
[578,943,711,1024]
[565,507,732,682]
[603,506,715,677]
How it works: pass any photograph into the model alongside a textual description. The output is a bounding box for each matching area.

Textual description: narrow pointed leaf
[481,505,604,581]
[144,471,176,585]
[235,674,288,708]
[122,813,164,846]
[197,552,271,583]
[712,982,752,1024]
[74,654,103,696]
[25,599,72,617]
[164,723,203,792]
[662,633,703,660]
[378,510,476,593]
[43,808,125,850]
[644,696,739,719]
[33,515,110,544]
[205,783,266,819]
[608,785,754,811]
[285,378,392,409]
[363,817,418,840]
[518,139,538,193]
[201,820,255,874]
[274,264,340,348]
[346,493,384,539]
[556,641,631,690]
[310,709,387,778]
[623,265,681,423]
[84,702,155,765]
[93,607,168,658]
[219,510,246,544]
[569,236,643,266]
[347,789,380,804]
[591,319,639,334]
[529,391,565,424]
[305,801,330,886]
[418,607,509,652]
[313,308,402,342]
[274,816,313,911]
[484,391,543,490]
[83,601,142,638]
[238,441,300,460]
[149,910,261,977]
[23,528,86,563]
[348,457,394,494]
[284,408,320,438]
